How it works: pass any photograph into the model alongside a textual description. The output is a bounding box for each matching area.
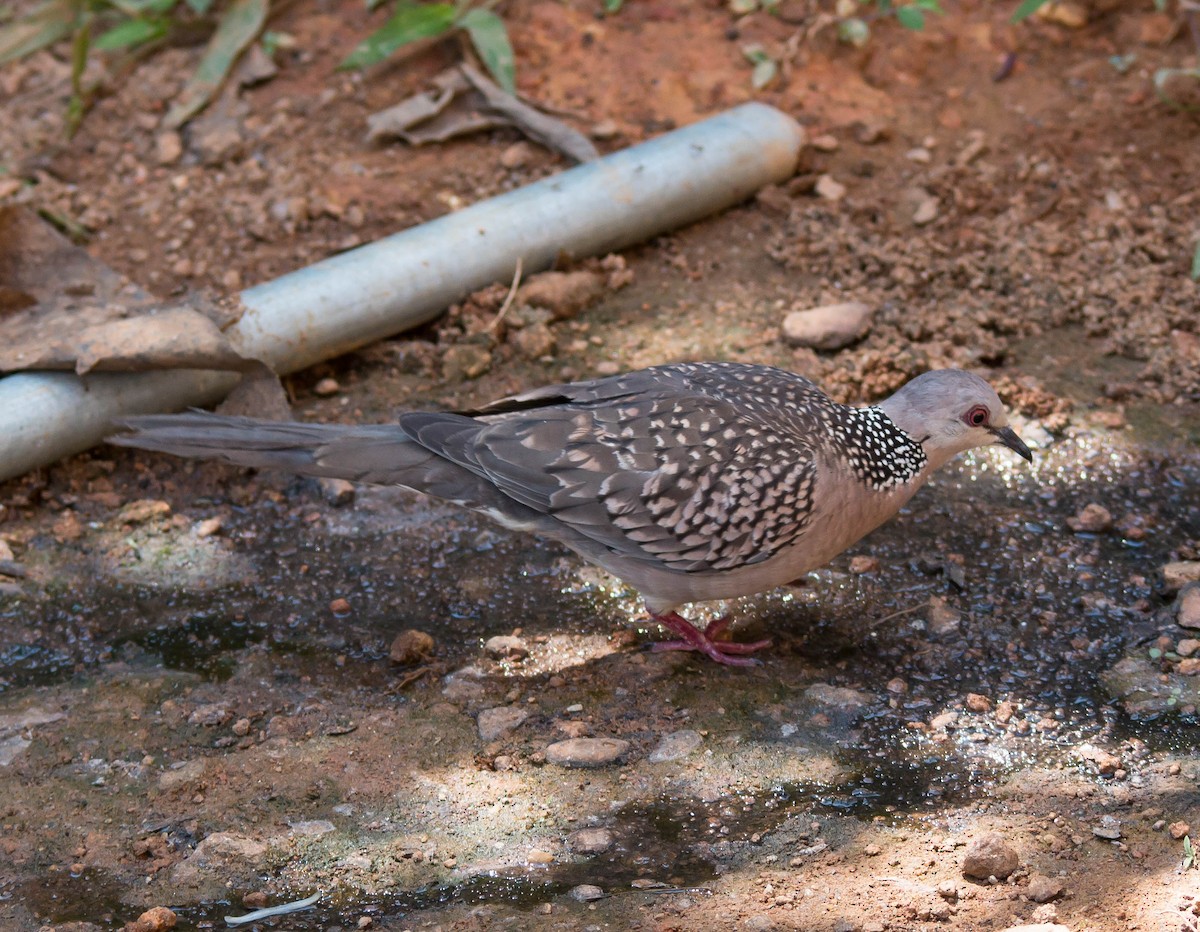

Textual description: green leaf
[896,6,924,29]
[837,16,869,46]
[94,17,166,50]
[459,8,514,93]
[184,0,213,14]
[0,0,74,65]
[109,0,176,14]
[1011,0,1048,23]
[340,2,456,70]
[164,0,268,128]
[729,0,757,13]
[603,0,623,11]
[742,45,777,89]
[912,0,942,11]
[1191,242,1200,281]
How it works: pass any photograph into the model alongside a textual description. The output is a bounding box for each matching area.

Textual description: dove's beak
[991,425,1033,462]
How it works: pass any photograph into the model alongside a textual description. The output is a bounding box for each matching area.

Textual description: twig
[489,256,524,336]
[869,600,932,629]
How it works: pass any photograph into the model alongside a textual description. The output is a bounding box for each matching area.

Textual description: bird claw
[647,611,771,667]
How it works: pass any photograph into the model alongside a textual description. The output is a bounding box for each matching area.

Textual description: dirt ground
[2,0,1200,930]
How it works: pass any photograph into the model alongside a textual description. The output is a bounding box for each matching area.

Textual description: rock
[313,376,340,396]
[743,916,776,931]
[814,174,846,201]
[854,119,890,144]
[154,131,183,166]
[545,737,630,768]
[1026,874,1063,903]
[1067,502,1113,534]
[484,635,529,660]
[648,729,702,762]
[1178,657,1200,675]
[499,141,535,169]
[318,477,356,507]
[442,343,492,381]
[781,302,873,352]
[849,555,880,574]
[1170,821,1190,839]
[329,597,352,616]
[158,758,206,791]
[170,832,267,889]
[905,146,932,163]
[1163,562,1200,595]
[390,629,435,664]
[516,270,606,320]
[803,683,873,712]
[999,925,1070,932]
[510,322,556,360]
[961,832,1019,880]
[1091,815,1121,840]
[194,516,224,538]
[908,188,939,226]
[810,134,839,152]
[566,827,614,855]
[1177,638,1200,657]
[442,668,488,702]
[124,906,177,932]
[289,820,335,836]
[187,704,232,727]
[1077,743,1120,775]
[118,499,171,525]
[477,706,529,742]
[568,884,604,902]
[1036,0,1087,27]
[526,848,554,863]
[1177,583,1200,629]
[965,693,992,713]
[187,111,245,166]
[928,597,961,635]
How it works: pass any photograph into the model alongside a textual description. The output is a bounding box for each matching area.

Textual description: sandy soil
[2,1,1200,930]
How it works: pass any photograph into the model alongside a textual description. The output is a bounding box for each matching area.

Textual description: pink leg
[648,611,772,667]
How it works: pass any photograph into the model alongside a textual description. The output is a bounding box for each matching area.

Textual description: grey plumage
[111,362,1031,665]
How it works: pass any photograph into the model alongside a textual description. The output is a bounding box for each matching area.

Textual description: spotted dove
[112,362,1032,665]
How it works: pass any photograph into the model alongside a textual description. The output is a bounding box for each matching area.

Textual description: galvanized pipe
[0,103,803,481]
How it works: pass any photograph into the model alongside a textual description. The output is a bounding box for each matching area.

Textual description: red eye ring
[964,405,989,428]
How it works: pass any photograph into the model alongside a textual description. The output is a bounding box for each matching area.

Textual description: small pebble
[815,174,846,201]
[477,706,529,742]
[545,737,630,768]
[1177,583,1200,629]
[1169,821,1190,839]
[648,729,702,763]
[849,555,880,574]
[568,883,604,902]
[810,134,839,151]
[484,635,529,660]
[566,827,615,855]
[1067,502,1113,534]
[390,629,435,664]
[962,833,1018,880]
[527,848,554,864]
[313,377,340,397]
[1026,874,1064,903]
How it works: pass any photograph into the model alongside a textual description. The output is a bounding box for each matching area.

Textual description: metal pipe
[0,103,803,481]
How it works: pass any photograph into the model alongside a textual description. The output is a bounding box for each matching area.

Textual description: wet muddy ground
[3,0,1200,929]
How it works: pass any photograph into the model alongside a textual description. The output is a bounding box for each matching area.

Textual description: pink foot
[648,611,772,667]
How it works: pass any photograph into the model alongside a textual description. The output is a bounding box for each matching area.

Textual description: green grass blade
[93,16,166,50]
[896,6,925,29]
[164,0,268,127]
[340,2,456,70]
[0,0,74,65]
[459,7,514,93]
[1011,0,1048,23]
[1191,243,1200,281]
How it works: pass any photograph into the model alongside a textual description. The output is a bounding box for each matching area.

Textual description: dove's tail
[110,412,438,486]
